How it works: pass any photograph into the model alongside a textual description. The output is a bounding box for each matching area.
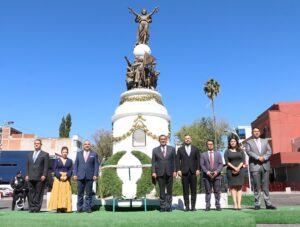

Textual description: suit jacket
[26,150,49,181]
[54,158,73,179]
[246,138,272,172]
[151,145,176,177]
[200,151,223,180]
[73,150,100,180]
[176,145,200,174]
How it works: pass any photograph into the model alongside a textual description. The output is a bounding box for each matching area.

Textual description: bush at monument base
[97,151,126,198]
[131,150,154,197]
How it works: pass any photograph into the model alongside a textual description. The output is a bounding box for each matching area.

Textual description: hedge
[131,150,154,197]
[97,151,126,198]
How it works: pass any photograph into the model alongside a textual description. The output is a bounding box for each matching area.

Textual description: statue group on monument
[126,7,160,91]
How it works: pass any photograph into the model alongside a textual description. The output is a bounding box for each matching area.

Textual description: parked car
[0,185,13,197]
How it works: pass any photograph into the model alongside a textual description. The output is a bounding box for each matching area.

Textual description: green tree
[175,117,229,152]
[93,129,113,162]
[59,113,72,138]
[65,113,72,137]
[59,117,66,138]
[204,78,220,146]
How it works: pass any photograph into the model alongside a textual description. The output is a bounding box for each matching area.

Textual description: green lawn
[228,195,255,206]
[0,206,299,227]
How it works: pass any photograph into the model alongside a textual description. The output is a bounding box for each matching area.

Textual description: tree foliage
[175,117,229,152]
[203,78,220,144]
[93,129,113,162]
[59,113,72,138]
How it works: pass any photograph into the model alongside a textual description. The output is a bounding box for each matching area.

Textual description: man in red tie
[151,135,176,212]
[200,140,224,211]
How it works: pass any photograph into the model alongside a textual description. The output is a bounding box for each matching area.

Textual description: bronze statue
[128,7,159,45]
[125,55,159,90]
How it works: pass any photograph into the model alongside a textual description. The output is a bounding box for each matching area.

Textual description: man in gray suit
[151,135,176,212]
[200,139,223,211]
[246,128,276,210]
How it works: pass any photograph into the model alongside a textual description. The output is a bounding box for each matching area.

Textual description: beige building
[0,126,82,160]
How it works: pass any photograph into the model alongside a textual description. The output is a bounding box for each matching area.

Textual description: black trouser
[203,177,221,209]
[182,170,197,209]
[157,174,173,211]
[28,180,46,212]
[77,179,94,211]
[12,191,25,210]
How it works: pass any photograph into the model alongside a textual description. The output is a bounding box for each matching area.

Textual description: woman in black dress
[224,136,245,210]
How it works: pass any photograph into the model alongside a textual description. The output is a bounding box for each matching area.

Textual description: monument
[111,7,171,199]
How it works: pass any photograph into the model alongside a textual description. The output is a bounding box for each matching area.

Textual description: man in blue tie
[73,140,100,213]
[26,139,49,213]
[176,135,200,211]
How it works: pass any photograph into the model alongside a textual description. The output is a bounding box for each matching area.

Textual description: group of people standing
[151,127,276,212]
[12,127,275,213]
[22,139,99,213]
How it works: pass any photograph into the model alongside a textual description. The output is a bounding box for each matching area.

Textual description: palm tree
[204,78,220,146]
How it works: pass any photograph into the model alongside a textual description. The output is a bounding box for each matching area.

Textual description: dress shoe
[216,207,222,211]
[254,206,260,210]
[77,209,83,213]
[166,208,172,212]
[191,208,197,212]
[205,207,210,212]
[184,208,190,212]
[266,205,276,210]
[86,209,92,213]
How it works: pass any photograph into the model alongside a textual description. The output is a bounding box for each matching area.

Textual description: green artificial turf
[228,195,255,206]
[0,206,299,227]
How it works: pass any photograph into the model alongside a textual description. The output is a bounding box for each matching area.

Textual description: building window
[236,129,246,139]
[133,129,146,147]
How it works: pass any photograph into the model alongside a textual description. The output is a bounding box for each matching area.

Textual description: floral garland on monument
[119,94,163,105]
[112,115,171,142]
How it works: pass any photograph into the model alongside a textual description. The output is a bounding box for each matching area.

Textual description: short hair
[159,135,167,140]
[61,146,69,153]
[34,139,42,144]
[206,139,214,145]
[184,134,192,138]
[252,127,260,132]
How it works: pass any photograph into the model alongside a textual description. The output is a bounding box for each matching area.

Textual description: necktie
[209,152,214,170]
[186,145,191,156]
[33,152,38,163]
[162,146,166,158]
[255,139,262,153]
[84,152,89,162]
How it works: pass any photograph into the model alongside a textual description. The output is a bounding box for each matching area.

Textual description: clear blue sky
[1,0,299,143]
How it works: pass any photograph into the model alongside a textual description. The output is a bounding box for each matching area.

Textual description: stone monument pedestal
[112,88,170,158]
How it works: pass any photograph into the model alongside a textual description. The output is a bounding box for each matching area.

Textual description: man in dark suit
[73,140,100,213]
[151,135,176,212]
[246,128,276,210]
[176,135,200,211]
[25,139,49,213]
[200,139,223,211]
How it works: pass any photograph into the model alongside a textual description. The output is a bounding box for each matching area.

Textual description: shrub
[131,150,153,197]
[97,151,126,198]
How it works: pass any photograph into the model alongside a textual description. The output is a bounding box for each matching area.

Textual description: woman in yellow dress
[48,146,73,212]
